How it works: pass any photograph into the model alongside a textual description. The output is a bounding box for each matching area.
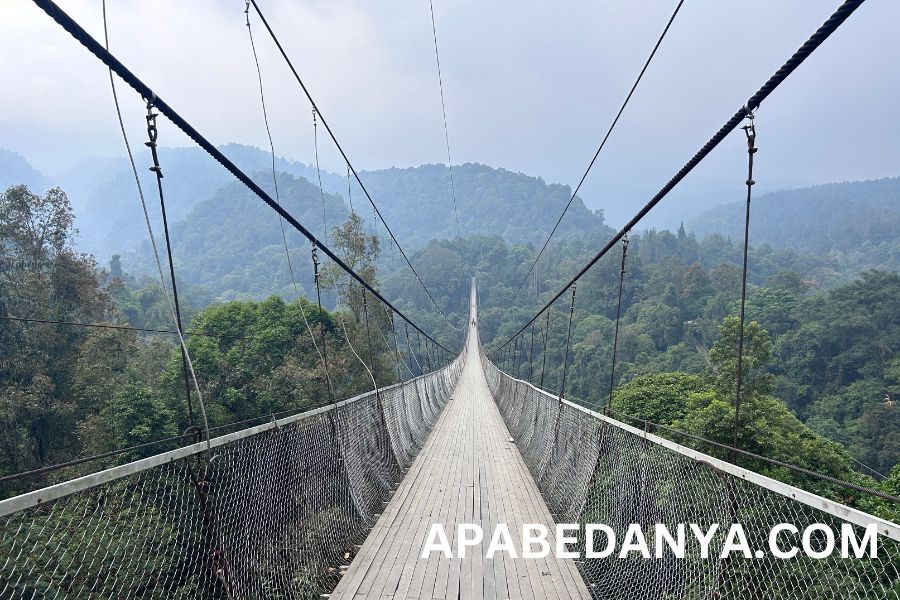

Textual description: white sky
[1,0,898,225]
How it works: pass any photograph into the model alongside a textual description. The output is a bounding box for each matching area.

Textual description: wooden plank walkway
[331,298,591,599]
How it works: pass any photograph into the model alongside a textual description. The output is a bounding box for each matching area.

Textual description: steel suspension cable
[145,102,197,432]
[511,0,686,302]
[528,324,536,382]
[607,236,629,409]
[30,0,452,354]
[539,309,550,388]
[559,285,577,402]
[496,0,866,351]
[100,0,211,449]
[405,324,422,375]
[311,245,336,403]
[733,113,757,456]
[246,0,460,332]
[427,0,465,269]
[346,165,355,215]
[243,2,334,397]
[312,109,329,245]
[362,290,377,381]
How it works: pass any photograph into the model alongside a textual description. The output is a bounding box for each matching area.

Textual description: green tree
[611,372,710,424]
[320,213,380,321]
[707,316,774,400]
[0,185,113,479]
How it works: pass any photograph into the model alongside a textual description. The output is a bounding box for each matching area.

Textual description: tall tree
[320,213,380,322]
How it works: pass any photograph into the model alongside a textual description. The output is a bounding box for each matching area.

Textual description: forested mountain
[2,150,899,498]
[52,144,329,260]
[382,226,900,481]
[122,171,349,303]
[0,185,397,498]
[0,146,602,266]
[333,163,603,248]
[690,177,900,275]
[0,149,46,192]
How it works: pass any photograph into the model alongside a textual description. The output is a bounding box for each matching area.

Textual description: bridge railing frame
[0,346,467,598]
[480,344,900,600]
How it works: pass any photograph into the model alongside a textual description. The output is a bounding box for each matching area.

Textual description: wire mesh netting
[481,349,900,600]
[0,352,465,599]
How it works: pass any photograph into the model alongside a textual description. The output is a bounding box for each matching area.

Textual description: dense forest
[383,226,900,506]
[1,155,899,518]
[3,145,601,267]
[690,177,900,278]
[0,185,411,499]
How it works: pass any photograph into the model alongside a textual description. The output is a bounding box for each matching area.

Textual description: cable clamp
[741,111,757,154]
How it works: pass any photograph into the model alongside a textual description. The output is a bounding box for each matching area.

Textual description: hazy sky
[2,0,898,226]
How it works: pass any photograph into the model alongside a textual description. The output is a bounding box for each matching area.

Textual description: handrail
[0,355,465,518]
[481,350,900,542]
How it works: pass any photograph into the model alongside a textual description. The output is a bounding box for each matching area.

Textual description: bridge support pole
[608,236,629,411]
[539,309,550,389]
[559,284,576,403]
[734,112,757,458]
[390,311,404,382]
[528,324,535,383]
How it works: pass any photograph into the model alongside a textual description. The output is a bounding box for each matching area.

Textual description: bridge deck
[331,325,591,599]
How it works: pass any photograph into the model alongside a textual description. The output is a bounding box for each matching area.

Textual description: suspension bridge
[1,0,899,598]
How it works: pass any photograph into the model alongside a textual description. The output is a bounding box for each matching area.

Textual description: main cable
[511,0,686,303]
[246,0,461,332]
[496,0,866,351]
[32,0,452,353]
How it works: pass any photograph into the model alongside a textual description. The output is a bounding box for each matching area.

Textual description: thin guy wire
[312,108,329,245]
[495,0,867,350]
[337,300,379,395]
[101,0,210,449]
[0,315,248,340]
[512,0,686,302]
[244,2,333,393]
[607,237,628,409]
[32,0,452,352]
[427,0,465,270]
[247,0,461,333]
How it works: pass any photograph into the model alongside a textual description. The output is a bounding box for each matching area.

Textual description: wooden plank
[331,311,590,600]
